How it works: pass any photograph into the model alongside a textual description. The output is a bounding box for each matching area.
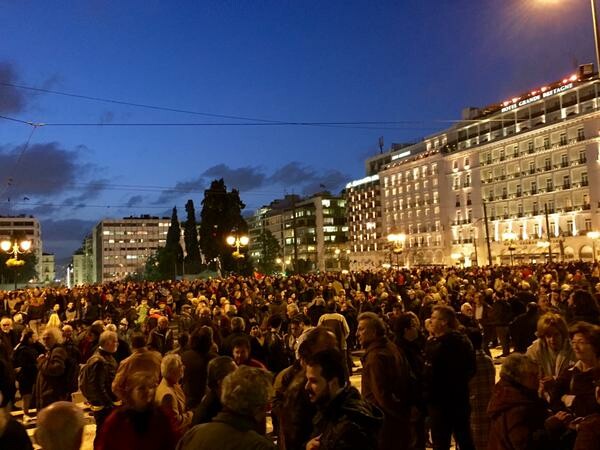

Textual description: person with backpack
[79,330,119,448]
[357,312,412,450]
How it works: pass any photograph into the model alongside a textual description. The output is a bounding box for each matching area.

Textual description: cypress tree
[183,199,202,274]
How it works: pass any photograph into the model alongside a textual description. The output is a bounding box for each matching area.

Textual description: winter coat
[526,338,575,379]
[181,348,217,409]
[33,344,69,408]
[424,330,476,406]
[96,406,178,450]
[147,327,174,355]
[177,411,275,450]
[82,349,118,407]
[574,413,600,450]
[311,385,383,450]
[550,362,600,418]
[487,378,553,450]
[361,337,411,450]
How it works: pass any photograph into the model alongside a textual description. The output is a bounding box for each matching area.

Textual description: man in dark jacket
[34,328,70,409]
[80,330,119,447]
[357,312,411,450]
[147,316,174,355]
[305,348,382,450]
[425,305,476,450]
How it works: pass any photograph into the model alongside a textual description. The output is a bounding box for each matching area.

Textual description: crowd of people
[0,261,599,450]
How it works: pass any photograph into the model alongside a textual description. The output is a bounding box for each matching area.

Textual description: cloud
[269,161,350,195]
[0,142,84,196]
[152,176,205,205]
[41,218,98,261]
[269,162,315,185]
[202,164,266,192]
[0,61,28,113]
[302,169,349,196]
[126,195,144,207]
[63,179,109,205]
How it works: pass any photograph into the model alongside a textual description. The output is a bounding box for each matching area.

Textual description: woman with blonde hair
[96,370,177,450]
[526,313,575,380]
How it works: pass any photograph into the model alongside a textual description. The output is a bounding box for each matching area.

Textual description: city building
[72,234,94,286]
[378,143,450,266]
[92,215,171,282]
[249,193,348,272]
[428,67,600,265]
[40,253,55,284]
[0,215,43,279]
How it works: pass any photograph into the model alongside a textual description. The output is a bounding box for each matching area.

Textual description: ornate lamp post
[502,231,517,266]
[587,231,600,262]
[0,239,32,290]
[226,233,249,260]
[387,230,406,268]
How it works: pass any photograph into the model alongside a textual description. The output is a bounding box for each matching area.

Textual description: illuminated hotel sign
[391,150,411,161]
[501,83,574,113]
[346,174,379,189]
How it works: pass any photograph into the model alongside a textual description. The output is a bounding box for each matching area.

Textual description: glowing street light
[226,233,249,259]
[0,239,32,290]
[387,230,406,267]
[587,230,600,262]
[502,231,518,266]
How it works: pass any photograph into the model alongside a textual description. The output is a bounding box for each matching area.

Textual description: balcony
[563,183,571,189]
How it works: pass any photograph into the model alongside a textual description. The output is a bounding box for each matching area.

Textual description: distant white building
[40,253,55,284]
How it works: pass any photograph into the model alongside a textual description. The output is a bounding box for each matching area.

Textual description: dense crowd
[0,262,599,450]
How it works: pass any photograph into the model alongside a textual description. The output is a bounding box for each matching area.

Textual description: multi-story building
[249,193,348,272]
[40,253,55,284]
[72,234,94,285]
[0,215,43,279]
[92,215,171,282]
[428,67,600,264]
[378,143,451,266]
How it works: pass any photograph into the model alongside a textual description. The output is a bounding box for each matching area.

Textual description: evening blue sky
[0,0,596,262]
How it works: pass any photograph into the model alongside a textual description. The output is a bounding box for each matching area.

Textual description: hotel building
[428,66,600,264]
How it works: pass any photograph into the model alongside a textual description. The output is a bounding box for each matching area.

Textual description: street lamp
[387,231,406,268]
[587,230,600,262]
[226,233,249,259]
[275,257,290,274]
[502,231,518,266]
[0,239,32,289]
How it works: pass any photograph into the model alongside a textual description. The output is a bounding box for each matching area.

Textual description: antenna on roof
[378,136,384,154]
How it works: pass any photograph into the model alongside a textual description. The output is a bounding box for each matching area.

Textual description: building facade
[92,215,171,282]
[249,193,348,272]
[428,69,600,265]
[40,253,55,284]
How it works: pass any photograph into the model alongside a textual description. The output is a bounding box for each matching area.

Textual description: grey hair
[43,326,64,345]
[207,356,237,390]
[220,366,273,418]
[231,316,245,332]
[161,353,183,379]
[500,353,538,386]
[34,401,85,450]
[98,330,118,348]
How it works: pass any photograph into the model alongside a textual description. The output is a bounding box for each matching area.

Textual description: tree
[158,207,183,279]
[183,199,202,274]
[0,252,37,287]
[255,229,281,274]
[199,179,249,273]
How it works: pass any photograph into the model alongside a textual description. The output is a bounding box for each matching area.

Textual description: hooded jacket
[311,385,383,450]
